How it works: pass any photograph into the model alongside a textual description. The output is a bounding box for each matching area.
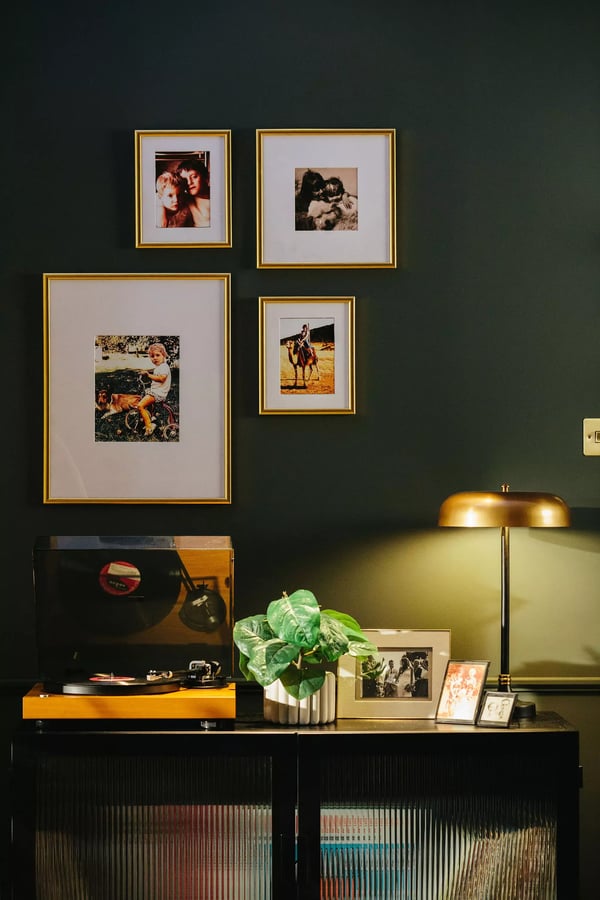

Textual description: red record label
[89,674,136,682]
[98,560,142,596]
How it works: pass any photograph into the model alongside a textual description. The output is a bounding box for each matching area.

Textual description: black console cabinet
[11,712,579,899]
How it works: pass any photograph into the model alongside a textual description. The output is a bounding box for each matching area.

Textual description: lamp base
[513,698,536,720]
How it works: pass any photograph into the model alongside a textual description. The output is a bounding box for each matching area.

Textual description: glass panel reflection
[35,753,273,900]
[319,754,556,900]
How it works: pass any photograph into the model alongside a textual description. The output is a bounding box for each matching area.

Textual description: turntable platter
[43,676,179,696]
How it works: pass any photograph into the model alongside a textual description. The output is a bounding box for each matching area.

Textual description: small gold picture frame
[135,130,232,248]
[259,296,355,415]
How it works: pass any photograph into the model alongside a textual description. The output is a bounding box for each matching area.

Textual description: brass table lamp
[438,483,571,718]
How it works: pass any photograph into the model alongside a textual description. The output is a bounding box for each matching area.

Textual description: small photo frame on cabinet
[476,691,517,728]
[435,660,490,725]
[259,296,355,415]
[337,629,451,719]
[135,130,232,248]
[43,273,231,504]
[257,128,397,268]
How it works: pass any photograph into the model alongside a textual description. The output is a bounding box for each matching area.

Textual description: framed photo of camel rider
[259,296,355,415]
[256,128,397,268]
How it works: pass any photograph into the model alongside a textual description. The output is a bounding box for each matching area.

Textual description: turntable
[23,662,236,725]
[28,536,237,727]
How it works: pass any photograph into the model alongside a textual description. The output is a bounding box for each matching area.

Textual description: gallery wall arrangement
[44,127,397,503]
[2,2,600,897]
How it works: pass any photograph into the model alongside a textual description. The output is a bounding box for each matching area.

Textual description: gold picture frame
[259,296,355,415]
[337,629,451,719]
[43,273,231,504]
[257,128,397,268]
[135,130,232,248]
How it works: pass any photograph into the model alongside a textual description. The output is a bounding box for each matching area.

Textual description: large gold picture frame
[257,128,397,268]
[43,273,231,504]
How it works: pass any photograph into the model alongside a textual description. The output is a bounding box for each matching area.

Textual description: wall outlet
[583,419,600,456]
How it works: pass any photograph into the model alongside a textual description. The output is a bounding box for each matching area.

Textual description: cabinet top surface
[16,710,577,739]
[234,710,577,736]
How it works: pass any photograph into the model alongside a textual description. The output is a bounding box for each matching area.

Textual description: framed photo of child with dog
[258,296,355,415]
[257,128,397,268]
[135,130,232,248]
[43,273,231,504]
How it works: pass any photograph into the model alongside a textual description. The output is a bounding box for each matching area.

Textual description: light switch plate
[583,418,600,456]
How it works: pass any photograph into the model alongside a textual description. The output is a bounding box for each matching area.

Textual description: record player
[26,536,236,726]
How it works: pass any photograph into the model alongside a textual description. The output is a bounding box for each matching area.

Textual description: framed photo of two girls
[135,130,232,248]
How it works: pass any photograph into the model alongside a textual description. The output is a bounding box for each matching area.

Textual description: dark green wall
[2,1,599,896]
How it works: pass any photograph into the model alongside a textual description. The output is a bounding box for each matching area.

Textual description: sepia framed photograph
[259,296,355,415]
[435,660,490,725]
[337,629,451,719]
[476,691,517,728]
[257,128,397,268]
[135,130,231,248]
[43,273,231,504]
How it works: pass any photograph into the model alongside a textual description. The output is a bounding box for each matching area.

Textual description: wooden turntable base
[22,682,236,720]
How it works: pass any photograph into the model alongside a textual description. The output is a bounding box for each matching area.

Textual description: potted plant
[233,588,377,723]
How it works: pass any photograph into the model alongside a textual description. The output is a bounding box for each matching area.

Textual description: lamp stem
[499,524,511,692]
[498,482,511,692]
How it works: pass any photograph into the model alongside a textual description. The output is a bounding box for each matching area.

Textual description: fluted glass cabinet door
[296,719,579,900]
[12,730,297,900]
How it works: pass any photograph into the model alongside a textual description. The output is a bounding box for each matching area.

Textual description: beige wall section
[299,528,600,683]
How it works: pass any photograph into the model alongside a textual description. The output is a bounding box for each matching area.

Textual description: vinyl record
[179,584,227,632]
[44,676,180,696]
[57,550,182,636]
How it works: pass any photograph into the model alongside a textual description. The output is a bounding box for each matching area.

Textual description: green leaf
[267,590,320,648]
[347,637,379,657]
[317,614,350,661]
[346,628,379,657]
[238,652,256,682]
[321,609,363,633]
[280,666,325,700]
[302,651,327,665]
[246,638,299,686]
[233,615,273,657]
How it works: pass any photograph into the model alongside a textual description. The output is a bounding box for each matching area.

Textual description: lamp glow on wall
[438,483,571,718]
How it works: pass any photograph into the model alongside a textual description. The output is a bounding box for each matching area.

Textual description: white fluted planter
[263,671,336,725]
